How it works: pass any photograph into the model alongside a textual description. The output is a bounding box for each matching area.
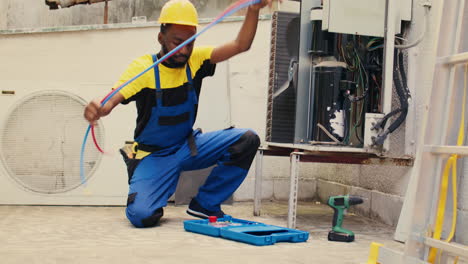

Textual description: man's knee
[225,130,260,170]
[126,200,164,228]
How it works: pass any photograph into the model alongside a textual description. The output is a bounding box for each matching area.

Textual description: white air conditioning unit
[0,88,131,205]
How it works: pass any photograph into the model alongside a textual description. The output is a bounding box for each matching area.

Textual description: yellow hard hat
[158,0,198,27]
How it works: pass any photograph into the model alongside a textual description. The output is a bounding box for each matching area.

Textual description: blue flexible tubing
[80,0,261,184]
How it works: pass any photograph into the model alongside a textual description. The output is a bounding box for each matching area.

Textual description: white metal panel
[326,0,402,37]
[310,9,323,22]
[401,0,413,21]
[322,0,330,30]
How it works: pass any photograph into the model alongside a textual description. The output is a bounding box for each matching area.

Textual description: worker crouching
[84,0,275,227]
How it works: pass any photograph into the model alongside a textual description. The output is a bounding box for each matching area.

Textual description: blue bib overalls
[125,55,260,228]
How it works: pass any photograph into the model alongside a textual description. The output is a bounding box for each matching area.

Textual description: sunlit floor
[1,201,405,264]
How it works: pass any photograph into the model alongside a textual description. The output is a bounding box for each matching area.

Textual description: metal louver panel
[0,91,103,194]
[266,12,300,143]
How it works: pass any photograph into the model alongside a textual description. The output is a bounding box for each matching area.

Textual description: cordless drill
[327,195,363,242]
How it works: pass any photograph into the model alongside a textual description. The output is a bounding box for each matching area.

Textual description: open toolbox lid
[184,216,309,246]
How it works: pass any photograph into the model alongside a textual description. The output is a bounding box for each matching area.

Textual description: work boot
[186,198,224,219]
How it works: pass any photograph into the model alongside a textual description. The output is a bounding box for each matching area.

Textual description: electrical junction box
[319,0,412,37]
[364,113,385,150]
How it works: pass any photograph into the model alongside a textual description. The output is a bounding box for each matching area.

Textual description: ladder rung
[423,237,468,259]
[424,145,468,156]
[438,52,468,65]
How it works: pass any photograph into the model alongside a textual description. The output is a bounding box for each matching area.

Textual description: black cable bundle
[372,50,410,146]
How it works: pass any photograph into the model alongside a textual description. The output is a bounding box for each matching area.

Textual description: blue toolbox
[184,215,309,246]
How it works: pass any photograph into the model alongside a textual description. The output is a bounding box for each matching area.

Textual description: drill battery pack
[328,230,355,242]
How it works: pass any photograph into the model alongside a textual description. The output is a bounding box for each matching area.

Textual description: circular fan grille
[0,91,103,194]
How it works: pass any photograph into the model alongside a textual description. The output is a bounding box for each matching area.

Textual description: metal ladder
[377,0,468,263]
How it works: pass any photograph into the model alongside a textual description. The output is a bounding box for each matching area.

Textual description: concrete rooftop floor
[1,201,405,264]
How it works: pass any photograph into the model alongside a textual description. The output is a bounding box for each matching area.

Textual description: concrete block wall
[235,155,410,227]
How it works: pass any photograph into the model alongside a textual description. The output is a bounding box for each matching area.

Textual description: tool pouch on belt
[119,132,200,184]
[119,141,141,184]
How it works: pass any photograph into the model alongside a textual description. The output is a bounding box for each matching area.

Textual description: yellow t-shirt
[113,46,216,139]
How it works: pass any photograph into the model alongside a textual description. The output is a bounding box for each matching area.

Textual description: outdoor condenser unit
[267,0,412,154]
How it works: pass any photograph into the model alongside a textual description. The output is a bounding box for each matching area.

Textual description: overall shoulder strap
[152,54,161,91]
[185,65,193,84]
